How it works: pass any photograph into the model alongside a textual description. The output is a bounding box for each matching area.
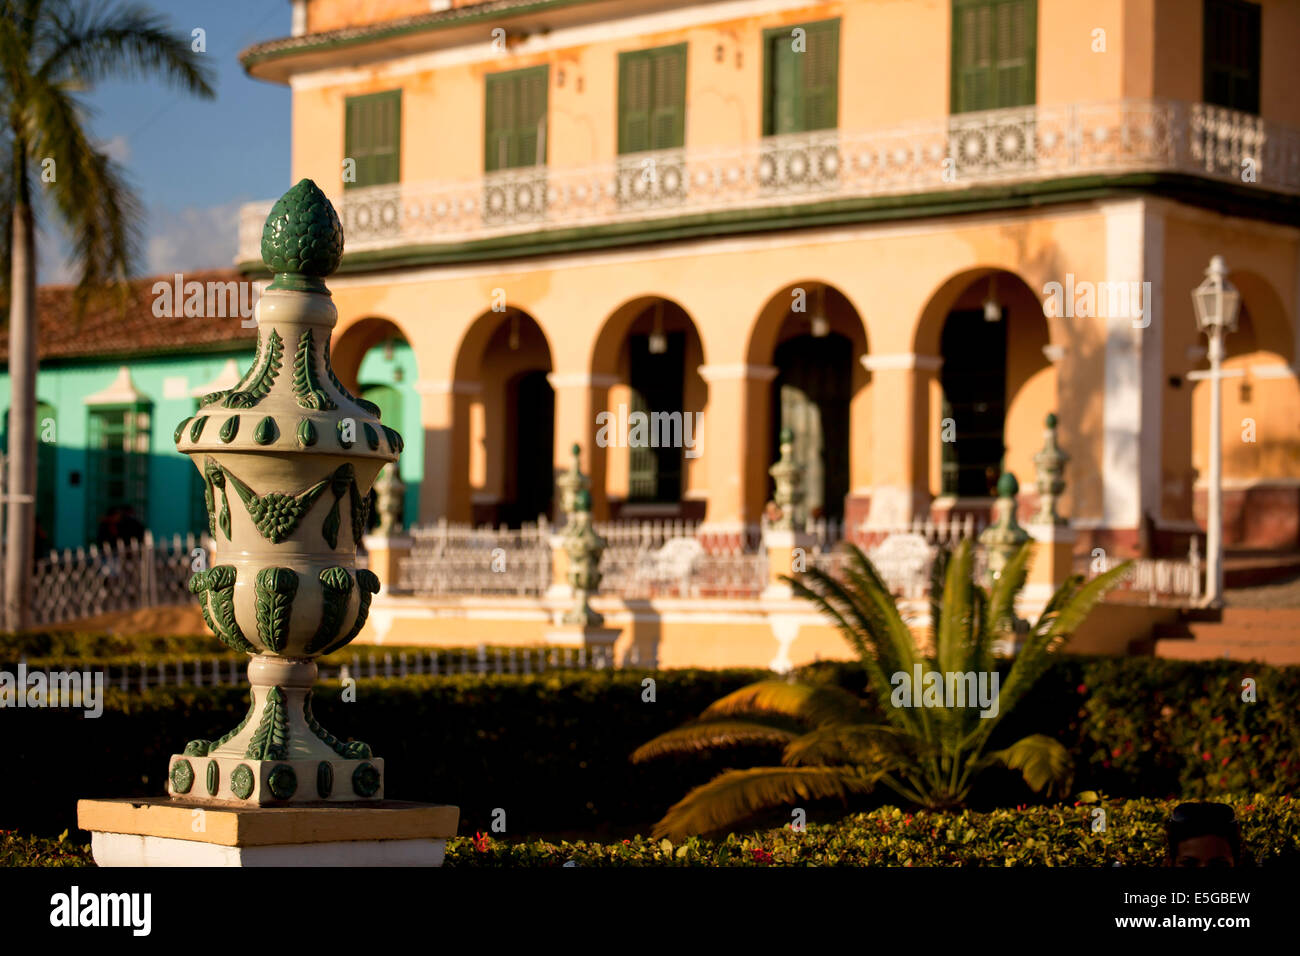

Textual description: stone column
[79,180,457,866]
[697,364,776,543]
[861,353,942,528]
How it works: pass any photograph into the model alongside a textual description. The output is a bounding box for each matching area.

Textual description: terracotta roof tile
[0,270,259,364]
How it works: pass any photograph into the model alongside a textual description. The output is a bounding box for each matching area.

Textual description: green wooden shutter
[485,66,549,171]
[801,21,839,132]
[344,90,401,189]
[764,20,840,135]
[951,0,1036,113]
[1203,0,1261,114]
[619,44,686,153]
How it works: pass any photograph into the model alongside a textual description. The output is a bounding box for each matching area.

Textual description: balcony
[237,99,1300,265]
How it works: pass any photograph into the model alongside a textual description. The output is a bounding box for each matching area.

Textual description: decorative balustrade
[397,517,552,596]
[238,99,1299,262]
[1077,541,1204,606]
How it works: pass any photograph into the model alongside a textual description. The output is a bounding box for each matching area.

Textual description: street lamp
[1191,254,1240,608]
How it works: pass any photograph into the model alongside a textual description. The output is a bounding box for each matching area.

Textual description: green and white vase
[168,180,403,805]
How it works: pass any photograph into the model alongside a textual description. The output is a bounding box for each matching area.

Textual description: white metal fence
[397,518,552,596]
[26,531,208,628]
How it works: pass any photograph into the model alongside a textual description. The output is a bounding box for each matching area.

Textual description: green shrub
[446,794,1300,867]
[0,830,93,867]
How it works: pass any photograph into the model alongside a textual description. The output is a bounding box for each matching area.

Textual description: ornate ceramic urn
[168,180,403,805]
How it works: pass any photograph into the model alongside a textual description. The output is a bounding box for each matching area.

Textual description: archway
[747,282,868,527]
[915,268,1055,513]
[334,316,423,527]
[590,296,706,519]
[452,307,554,526]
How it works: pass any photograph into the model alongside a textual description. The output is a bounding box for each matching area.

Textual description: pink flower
[750,847,773,864]
[473,831,490,853]
[1202,752,1212,761]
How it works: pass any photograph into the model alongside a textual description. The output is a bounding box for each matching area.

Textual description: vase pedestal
[78,797,458,867]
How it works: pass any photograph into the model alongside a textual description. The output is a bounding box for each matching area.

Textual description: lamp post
[1191,255,1241,608]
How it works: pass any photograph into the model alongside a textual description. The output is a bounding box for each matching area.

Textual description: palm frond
[985,733,1074,798]
[699,679,865,728]
[630,720,799,763]
[37,1,216,97]
[781,723,920,767]
[650,765,888,841]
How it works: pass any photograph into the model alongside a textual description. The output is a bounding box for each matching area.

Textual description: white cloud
[143,199,246,275]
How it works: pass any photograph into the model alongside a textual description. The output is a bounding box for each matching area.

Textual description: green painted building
[0,270,422,553]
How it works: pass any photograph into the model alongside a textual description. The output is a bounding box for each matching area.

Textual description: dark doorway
[940,308,1007,497]
[769,333,851,522]
[627,331,686,503]
[502,369,555,526]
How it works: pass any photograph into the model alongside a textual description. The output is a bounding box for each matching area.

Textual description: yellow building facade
[239,0,1300,575]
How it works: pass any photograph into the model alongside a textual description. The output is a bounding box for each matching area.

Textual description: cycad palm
[633,540,1130,840]
[0,0,214,627]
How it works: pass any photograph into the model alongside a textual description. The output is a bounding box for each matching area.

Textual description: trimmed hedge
[6,657,1296,838]
[17,795,1297,867]
[1,831,92,867]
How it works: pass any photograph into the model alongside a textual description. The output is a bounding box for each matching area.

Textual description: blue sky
[40,0,292,283]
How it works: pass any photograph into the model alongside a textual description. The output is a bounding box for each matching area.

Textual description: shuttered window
[618,44,687,154]
[763,19,840,136]
[1203,0,1261,114]
[484,66,549,172]
[343,90,401,189]
[951,0,1036,113]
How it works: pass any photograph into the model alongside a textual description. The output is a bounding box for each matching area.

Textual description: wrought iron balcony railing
[238,99,1299,263]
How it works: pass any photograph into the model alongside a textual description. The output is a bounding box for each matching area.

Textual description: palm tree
[0,1,214,628]
[632,540,1130,841]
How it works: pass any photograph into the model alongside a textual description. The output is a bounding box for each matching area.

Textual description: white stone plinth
[91,832,447,867]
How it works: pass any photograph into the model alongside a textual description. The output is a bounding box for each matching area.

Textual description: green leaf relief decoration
[212,697,257,752]
[324,338,363,407]
[357,398,381,419]
[183,695,256,758]
[320,464,354,549]
[223,328,284,408]
[303,691,352,758]
[198,389,229,408]
[349,478,370,547]
[225,468,330,544]
[189,416,208,442]
[383,425,404,455]
[230,763,255,800]
[336,419,354,449]
[307,566,354,653]
[297,418,317,447]
[322,569,381,656]
[253,415,279,445]
[205,459,231,539]
[174,417,191,445]
[255,567,298,653]
[206,759,219,796]
[219,415,239,443]
[245,686,291,761]
[207,565,255,653]
[317,761,334,798]
[292,328,337,410]
[363,423,380,451]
